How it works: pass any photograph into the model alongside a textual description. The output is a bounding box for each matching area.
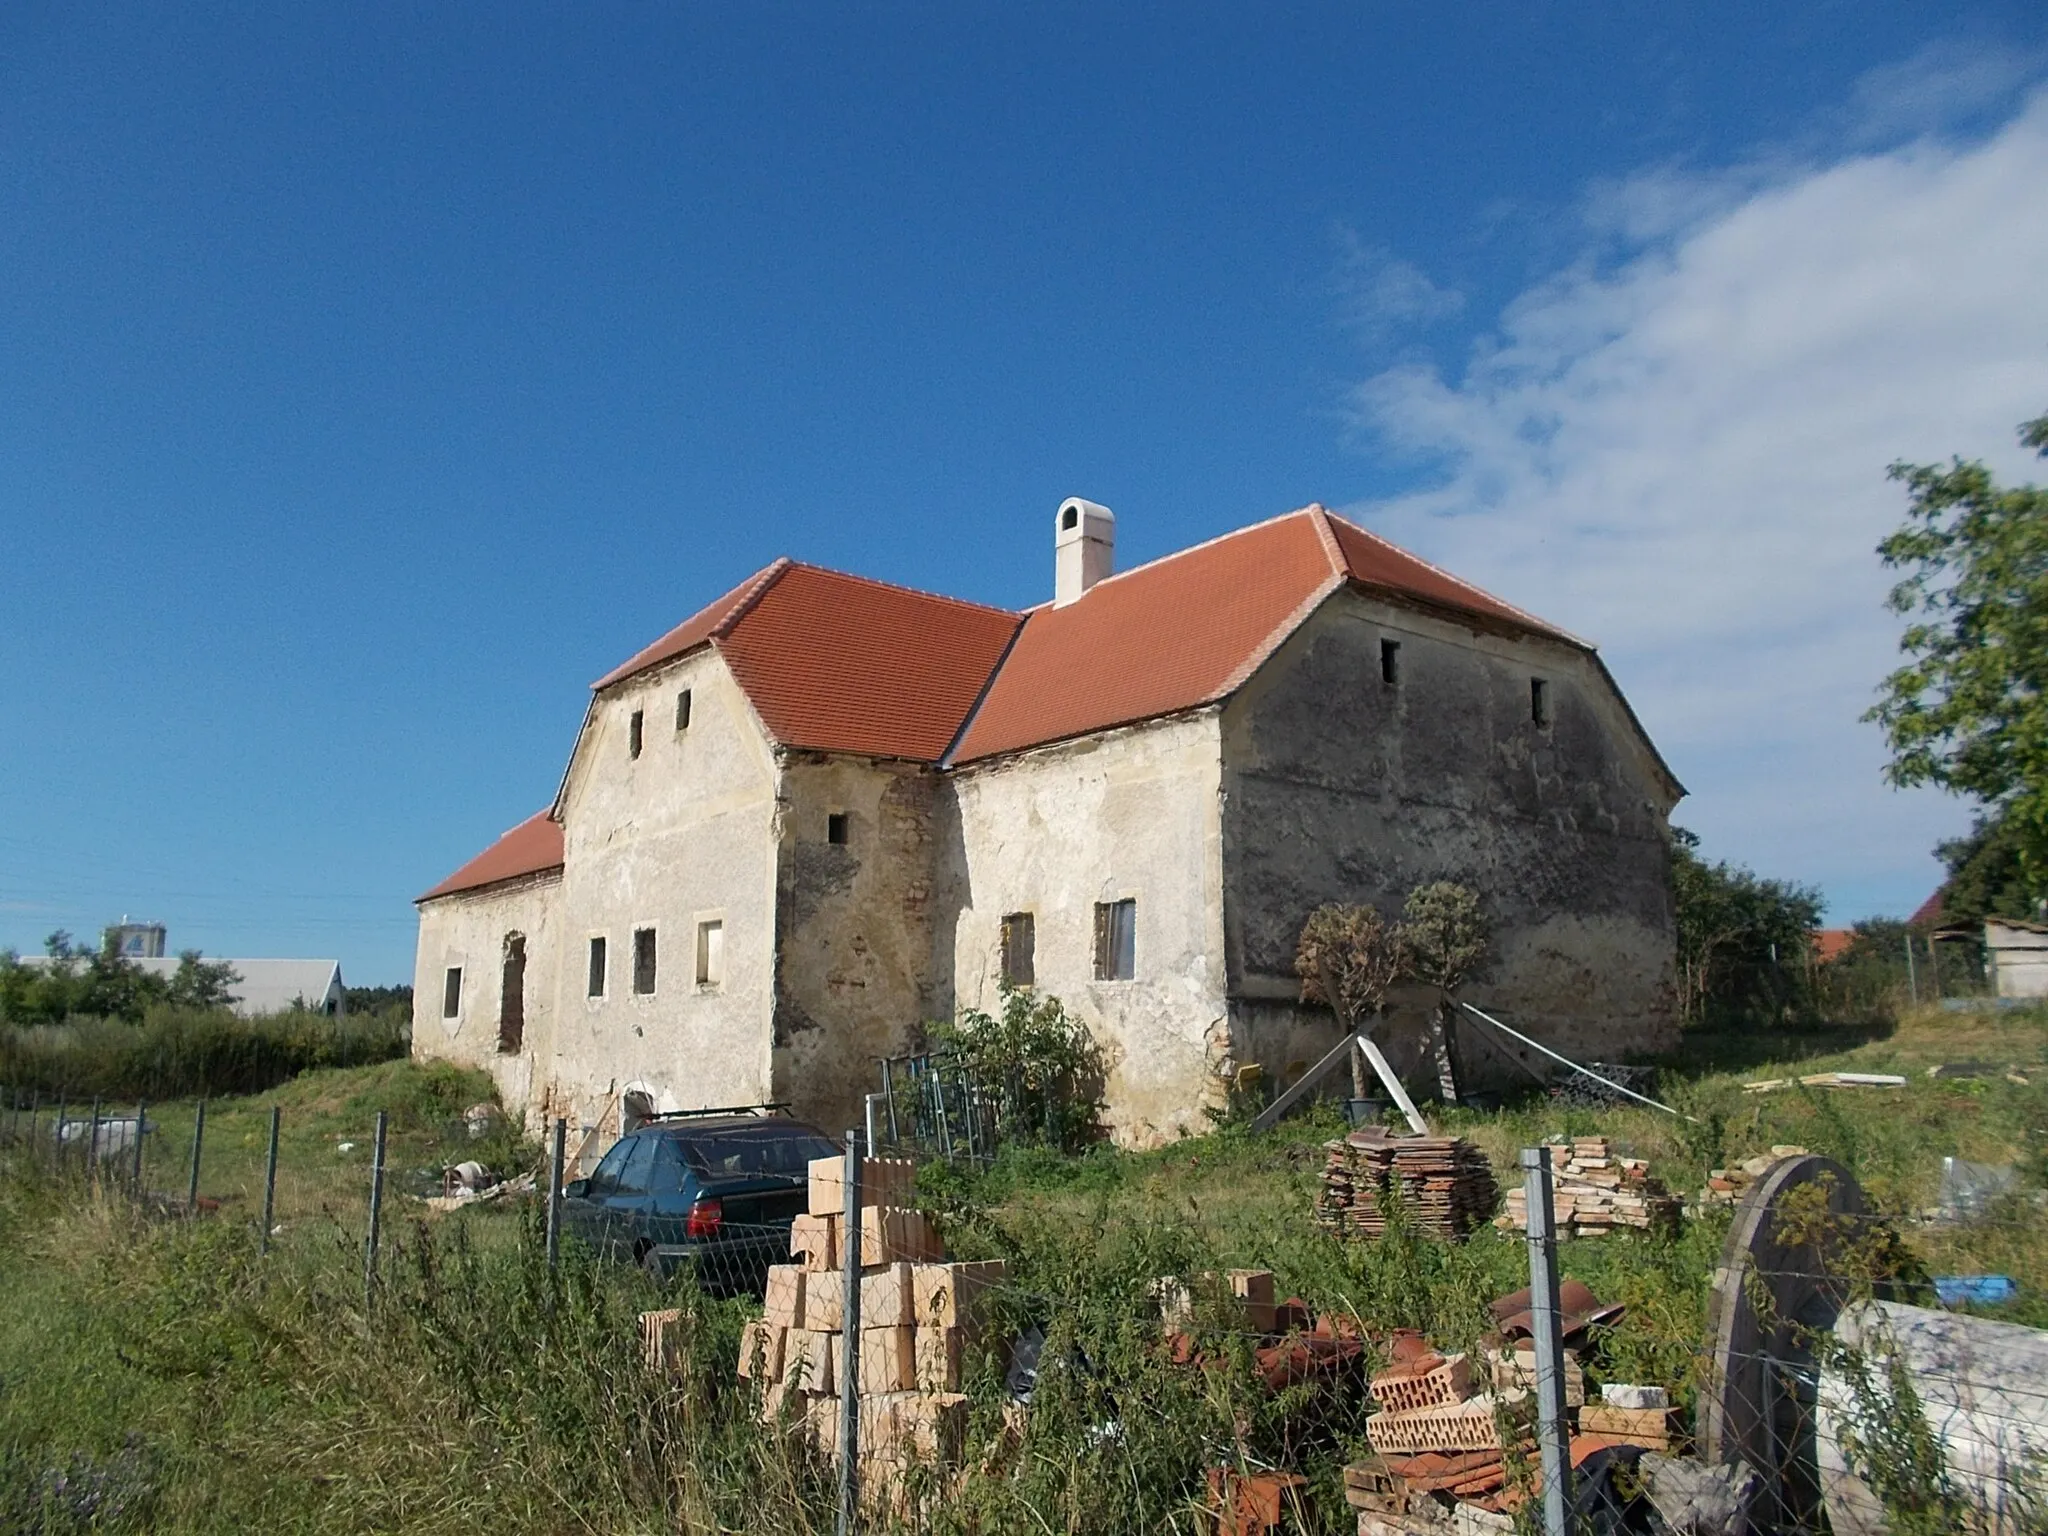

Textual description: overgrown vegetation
[2,1006,2043,1534]
[930,985,1105,1152]
[0,934,239,1027]
[1673,827,1826,1029]
[0,1006,408,1102]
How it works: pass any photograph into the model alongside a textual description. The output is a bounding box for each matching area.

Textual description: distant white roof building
[1984,920,2048,1000]
[136,957,347,1017]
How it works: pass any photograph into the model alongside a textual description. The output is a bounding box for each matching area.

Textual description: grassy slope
[0,1011,2042,1533]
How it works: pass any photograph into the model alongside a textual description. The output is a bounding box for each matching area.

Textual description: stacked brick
[739,1154,1006,1485]
[1699,1145,1808,1208]
[1495,1138,1681,1237]
[1316,1129,1500,1240]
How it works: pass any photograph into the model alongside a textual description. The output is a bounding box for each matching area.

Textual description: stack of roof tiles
[738,1155,1005,1499]
[1496,1138,1681,1238]
[1316,1128,1500,1241]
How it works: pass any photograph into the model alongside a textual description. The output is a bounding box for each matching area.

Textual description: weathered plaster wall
[1220,591,1680,1093]
[946,713,1229,1147]
[772,755,943,1133]
[411,870,561,1121]
[543,648,782,1132]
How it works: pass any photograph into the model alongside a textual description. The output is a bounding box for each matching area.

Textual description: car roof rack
[639,1103,794,1124]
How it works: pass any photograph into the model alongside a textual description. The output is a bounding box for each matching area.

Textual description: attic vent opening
[1061,506,1078,530]
[1380,638,1401,687]
[1531,678,1550,728]
[628,710,644,759]
[675,689,692,731]
[827,812,849,845]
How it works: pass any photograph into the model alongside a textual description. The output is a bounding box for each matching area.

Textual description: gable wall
[540,648,782,1131]
[946,712,1228,1147]
[1220,591,1679,1092]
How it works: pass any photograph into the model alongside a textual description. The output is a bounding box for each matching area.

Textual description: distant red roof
[418,811,563,903]
[1813,928,1855,963]
[1909,886,1946,928]
[954,506,1580,762]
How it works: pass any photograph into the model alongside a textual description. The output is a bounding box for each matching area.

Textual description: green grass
[0,1009,2043,1533]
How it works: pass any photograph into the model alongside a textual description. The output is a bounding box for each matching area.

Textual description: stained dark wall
[1220,593,1680,1080]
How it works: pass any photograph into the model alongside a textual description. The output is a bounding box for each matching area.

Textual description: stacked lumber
[740,1154,1006,1486]
[1316,1129,1500,1240]
[1699,1145,1808,1207]
[1495,1138,1680,1237]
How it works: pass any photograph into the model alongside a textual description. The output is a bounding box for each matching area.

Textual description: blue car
[557,1109,841,1292]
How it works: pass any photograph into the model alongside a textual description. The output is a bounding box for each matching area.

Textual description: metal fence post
[364,1109,388,1305]
[545,1117,566,1273]
[131,1100,147,1194]
[53,1097,67,1170]
[259,1105,281,1255]
[87,1098,102,1184]
[1520,1148,1573,1536]
[837,1129,865,1536]
[187,1099,206,1215]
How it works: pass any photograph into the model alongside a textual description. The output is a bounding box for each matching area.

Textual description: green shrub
[0,1005,408,1102]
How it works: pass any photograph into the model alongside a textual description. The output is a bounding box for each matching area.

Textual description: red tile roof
[432,505,1604,899]
[592,560,1021,763]
[418,811,563,902]
[952,505,1580,762]
[1909,886,1946,928]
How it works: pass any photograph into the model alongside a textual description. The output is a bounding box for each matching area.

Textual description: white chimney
[1053,497,1114,607]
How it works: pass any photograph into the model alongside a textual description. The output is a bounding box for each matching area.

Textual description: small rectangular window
[827,812,849,846]
[1381,638,1401,686]
[442,966,463,1019]
[1000,913,1035,988]
[587,936,607,998]
[1093,899,1136,981]
[696,919,724,986]
[675,689,692,731]
[629,709,644,759]
[1530,678,1550,728]
[633,928,657,994]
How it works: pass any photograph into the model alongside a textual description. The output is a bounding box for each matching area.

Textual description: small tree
[935,986,1104,1151]
[1295,903,1406,1100]
[1401,882,1489,1103]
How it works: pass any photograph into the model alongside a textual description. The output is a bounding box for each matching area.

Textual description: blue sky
[3,5,2045,983]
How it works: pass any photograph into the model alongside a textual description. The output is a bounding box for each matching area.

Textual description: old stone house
[412,501,1681,1147]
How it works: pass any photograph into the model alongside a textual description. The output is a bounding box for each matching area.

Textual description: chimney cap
[1056,498,1114,539]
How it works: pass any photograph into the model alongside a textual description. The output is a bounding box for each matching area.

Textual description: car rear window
[674,1125,841,1179]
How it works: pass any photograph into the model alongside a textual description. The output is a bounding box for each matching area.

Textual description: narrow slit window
[628,709,644,759]
[1530,678,1550,728]
[827,812,849,846]
[675,689,692,731]
[696,919,724,986]
[1000,913,1035,988]
[442,966,463,1019]
[632,928,657,994]
[1093,899,1136,981]
[587,936,607,998]
[1380,638,1401,687]
[498,935,526,1054]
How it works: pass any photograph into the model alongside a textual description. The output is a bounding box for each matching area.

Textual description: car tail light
[686,1198,722,1238]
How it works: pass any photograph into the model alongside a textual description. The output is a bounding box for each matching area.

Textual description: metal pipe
[1905,932,1920,1004]
[87,1098,101,1183]
[1520,1148,1573,1536]
[880,1058,899,1144]
[836,1129,865,1536]
[131,1100,147,1192]
[364,1110,388,1304]
[187,1099,206,1214]
[546,1117,566,1273]
[259,1105,281,1255]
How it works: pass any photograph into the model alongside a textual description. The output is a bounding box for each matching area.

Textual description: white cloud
[1334,227,1464,343]
[1345,84,2048,918]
